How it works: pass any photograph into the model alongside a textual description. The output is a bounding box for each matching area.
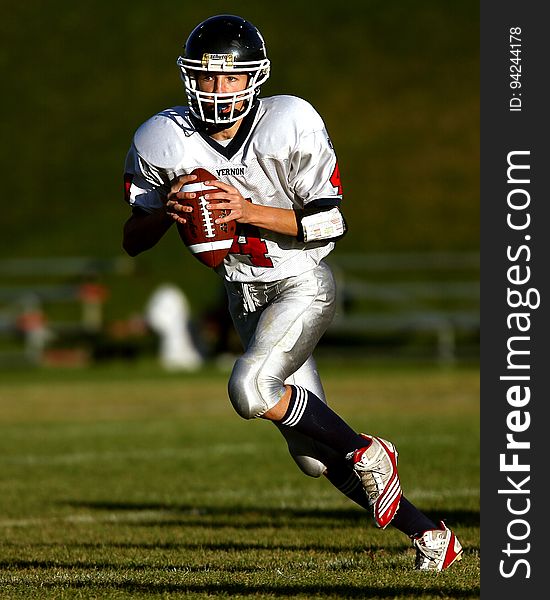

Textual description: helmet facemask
[177,53,270,125]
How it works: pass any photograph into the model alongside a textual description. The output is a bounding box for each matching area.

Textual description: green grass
[0,363,479,599]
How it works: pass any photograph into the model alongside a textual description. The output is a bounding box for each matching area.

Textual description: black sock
[279,385,368,456]
[324,459,437,537]
[391,496,438,538]
[323,459,371,511]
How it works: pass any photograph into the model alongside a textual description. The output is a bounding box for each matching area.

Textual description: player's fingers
[170,173,197,193]
[204,180,233,193]
[203,191,230,203]
[166,200,193,214]
[168,205,191,223]
[215,214,236,225]
[206,201,232,210]
[216,208,244,224]
[174,190,197,201]
[169,213,188,224]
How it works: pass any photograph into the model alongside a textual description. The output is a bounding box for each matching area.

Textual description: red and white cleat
[348,435,402,529]
[413,521,463,571]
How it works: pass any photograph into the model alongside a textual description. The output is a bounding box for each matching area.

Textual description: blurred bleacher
[0,252,479,368]
[0,256,135,367]
[326,251,479,363]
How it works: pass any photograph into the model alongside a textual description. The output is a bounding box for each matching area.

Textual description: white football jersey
[124,95,343,283]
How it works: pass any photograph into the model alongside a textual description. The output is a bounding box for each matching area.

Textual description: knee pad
[228,355,284,419]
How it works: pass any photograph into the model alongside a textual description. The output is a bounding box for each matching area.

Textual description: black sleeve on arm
[131,206,152,217]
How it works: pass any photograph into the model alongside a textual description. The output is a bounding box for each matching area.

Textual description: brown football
[176,168,236,268]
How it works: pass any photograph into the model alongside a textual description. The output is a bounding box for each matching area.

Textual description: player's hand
[204,181,256,225]
[165,174,197,224]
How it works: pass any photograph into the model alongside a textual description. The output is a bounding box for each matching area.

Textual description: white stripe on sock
[281,386,308,427]
[285,386,307,427]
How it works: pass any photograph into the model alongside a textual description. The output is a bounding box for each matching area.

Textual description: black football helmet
[177,15,270,125]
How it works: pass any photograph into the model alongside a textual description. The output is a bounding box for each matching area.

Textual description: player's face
[195,72,249,117]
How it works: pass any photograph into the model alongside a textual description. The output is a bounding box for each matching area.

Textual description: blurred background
[0,0,479,370]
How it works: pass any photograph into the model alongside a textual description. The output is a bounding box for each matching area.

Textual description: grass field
[0,362,479,599]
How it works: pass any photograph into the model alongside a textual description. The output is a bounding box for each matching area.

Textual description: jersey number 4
[330,161,343,195]
[230,225,273,267]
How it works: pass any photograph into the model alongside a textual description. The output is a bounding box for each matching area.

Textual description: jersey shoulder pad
[133,106,194,169]
[260,95,325,133]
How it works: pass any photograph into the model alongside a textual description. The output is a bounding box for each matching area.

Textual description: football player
[122,14,462,571]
